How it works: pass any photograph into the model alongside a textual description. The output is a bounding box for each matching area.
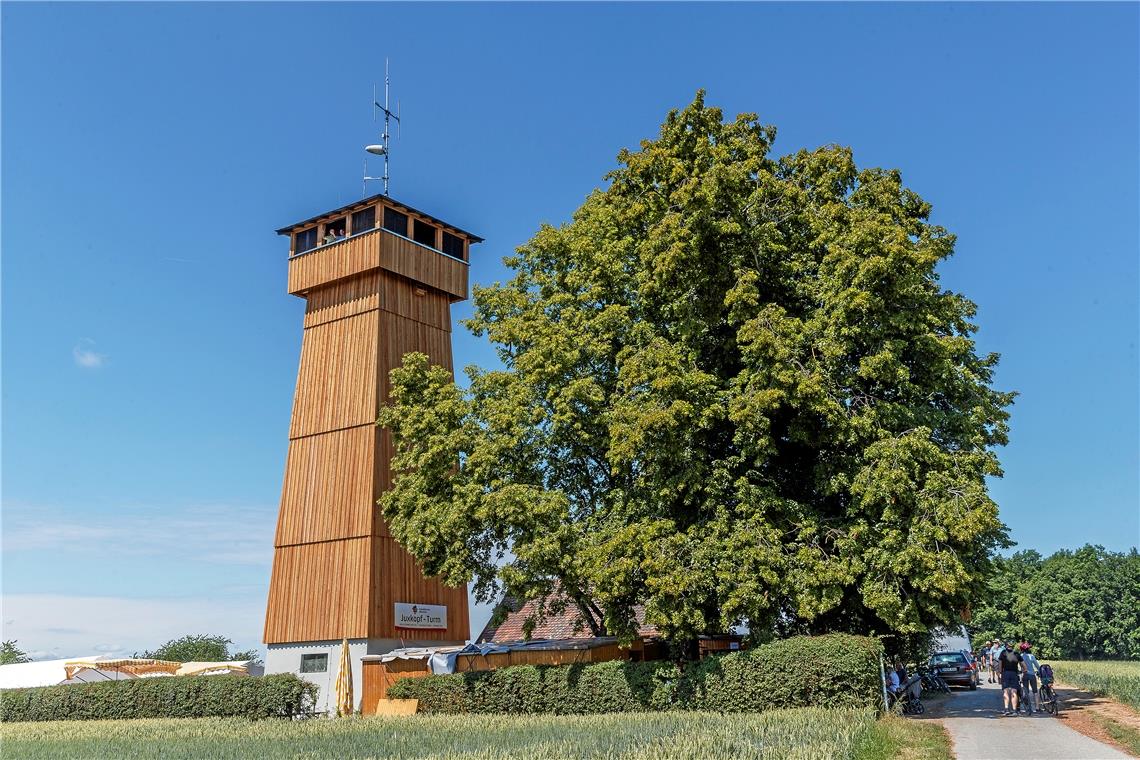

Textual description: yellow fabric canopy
[63,659,181,680]
[174,661,250,677]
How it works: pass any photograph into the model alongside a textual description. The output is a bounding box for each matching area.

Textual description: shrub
[676,633,883,712]
[389,634,882,714]
[0,674,318,722]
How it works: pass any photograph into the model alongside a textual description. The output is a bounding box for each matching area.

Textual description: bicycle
[918,666,951,694]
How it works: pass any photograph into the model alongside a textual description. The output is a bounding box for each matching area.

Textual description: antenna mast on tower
[363,59,401,197]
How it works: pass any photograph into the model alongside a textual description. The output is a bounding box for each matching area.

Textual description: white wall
[266,639,369,714]
[267,638,466,713]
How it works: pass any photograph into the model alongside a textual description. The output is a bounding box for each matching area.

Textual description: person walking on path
[989,639,1003,684]
[999,641,1024,715]
[1019,642,1040,713]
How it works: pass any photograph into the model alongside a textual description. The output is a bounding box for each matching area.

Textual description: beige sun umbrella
[334,638,353,716]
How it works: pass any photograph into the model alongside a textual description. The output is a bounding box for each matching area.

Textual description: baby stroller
[1038,663,1059,715]
[891,674,925,715]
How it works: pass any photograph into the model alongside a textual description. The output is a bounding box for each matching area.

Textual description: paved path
[929,681,1130,760]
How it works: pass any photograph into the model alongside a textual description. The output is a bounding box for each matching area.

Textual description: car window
[931,653,966,665]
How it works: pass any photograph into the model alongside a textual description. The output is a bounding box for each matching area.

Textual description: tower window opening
[294,227,318,255]
[441,231,465,260]
[383,207,408,237]
[413,219,437,248]
[351,206,376,235]
[322,218,347,245]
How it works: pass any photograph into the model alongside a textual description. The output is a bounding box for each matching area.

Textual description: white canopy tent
[0,656,257,690]
[0,656,129,690]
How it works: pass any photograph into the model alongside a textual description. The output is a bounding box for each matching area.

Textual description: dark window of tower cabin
[294,227,318,255]
[383,207,408,237]
[351,206,376,235]
[413,219,437,248]
[300,653,328,673]
[323,218,346,242]
[441,231,465,260]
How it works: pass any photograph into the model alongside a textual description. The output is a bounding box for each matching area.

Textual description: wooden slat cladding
[378,276,451,331]
[369,537,470,640]
[380,234,467,302]
[288,228,468,302]
[361,660,431,714]
[267,213,472,645]
[264,538,373,643]
[454,644,628,672]
[289,313,379,439]
[275,427,378,546]
[378,313,453,403]
[304,273,382,329]
[372,428,394,537]
[288,232,380,295]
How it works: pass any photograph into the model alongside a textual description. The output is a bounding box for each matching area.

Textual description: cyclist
[978,642,991,680]
[1019,642,1040,713]
[998,641,1023,715]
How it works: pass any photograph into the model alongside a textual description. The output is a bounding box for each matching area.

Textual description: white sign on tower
[394,602,447,630]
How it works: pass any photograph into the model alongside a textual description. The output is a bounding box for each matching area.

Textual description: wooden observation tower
[263,194,479,706]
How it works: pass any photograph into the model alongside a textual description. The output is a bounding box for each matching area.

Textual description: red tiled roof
[478,597,660,643]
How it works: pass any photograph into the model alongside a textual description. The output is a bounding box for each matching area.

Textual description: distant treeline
[969,545,1139,660]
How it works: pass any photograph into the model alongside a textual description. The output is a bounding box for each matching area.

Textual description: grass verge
[852,715,954,760]
[1052,661,1140,711]
[1085,710,1140,757]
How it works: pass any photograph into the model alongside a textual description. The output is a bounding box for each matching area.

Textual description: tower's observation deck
[265,194,480,650]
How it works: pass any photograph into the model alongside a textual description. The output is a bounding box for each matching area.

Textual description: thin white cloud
[1,593,265,661]
[2,504,276,566]
[72,339,107,369]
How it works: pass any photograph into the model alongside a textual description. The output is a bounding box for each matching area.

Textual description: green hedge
[0,674,318,722]
[389,634,882,714]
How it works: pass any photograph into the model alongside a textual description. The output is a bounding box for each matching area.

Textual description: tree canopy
[379,92,1013,645]
[1,640,32,665]
[135,634,260,664]
[970,545,1140,660]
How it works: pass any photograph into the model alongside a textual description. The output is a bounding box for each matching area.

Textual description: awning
[63,659,181,680]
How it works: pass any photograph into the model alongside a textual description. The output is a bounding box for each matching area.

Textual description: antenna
[363,59,401,197]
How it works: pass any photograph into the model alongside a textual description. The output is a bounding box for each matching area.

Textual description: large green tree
[135,634,261,664]
[970,546,1140,659]
[1,640,33,665]
[379,93,1013,644]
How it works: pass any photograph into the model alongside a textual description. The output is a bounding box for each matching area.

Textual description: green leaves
[379,92,1013,645]
[970,546,1140,660]
[0,675,317,722]
[389,634,883,715]
[1,640,32,665]
[135,634,260,665]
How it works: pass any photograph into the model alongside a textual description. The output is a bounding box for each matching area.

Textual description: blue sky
[3,3,1137,660]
